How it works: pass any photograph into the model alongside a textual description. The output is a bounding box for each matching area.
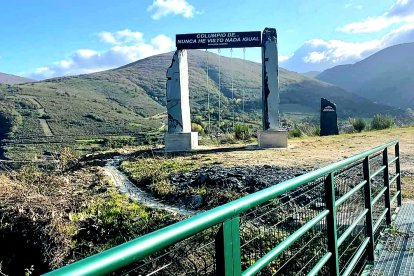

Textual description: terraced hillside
[0,50,411,142]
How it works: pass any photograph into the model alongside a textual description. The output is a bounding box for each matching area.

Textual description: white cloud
[303,51,326,63]
[338,17,399,33]
[278,55,291,62]
[29,31,174,80]
[148,0,196,20]
[281,22,414,72]
[99,29,144,44]
[338,0,414,33]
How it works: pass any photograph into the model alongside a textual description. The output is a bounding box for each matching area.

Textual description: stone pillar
[258,28,288,148]
[164,50,198,151]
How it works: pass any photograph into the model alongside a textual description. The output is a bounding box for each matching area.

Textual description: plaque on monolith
[320,98,338,136]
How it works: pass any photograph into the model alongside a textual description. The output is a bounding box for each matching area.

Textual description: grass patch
[402,176,414,200]
[120,156,200,192]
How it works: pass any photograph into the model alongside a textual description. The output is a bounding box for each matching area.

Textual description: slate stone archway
[165,27,288,152]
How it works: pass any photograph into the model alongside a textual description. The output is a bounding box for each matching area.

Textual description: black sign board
[320,98,339,136]
[176,31,262,50]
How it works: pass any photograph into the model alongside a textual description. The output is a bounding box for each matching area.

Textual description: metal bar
[371,187,387,207]
[45,140,399,276]
[341,237,370,276]
[373,208,389,233]
[241,210,329,276]
[395,142,402,206]
[337,209,368,247]
[215,216,241,275]
[391,190,401,204]
[307,252,332,276]
[383,148,392,224]
[388,156,398,166]
[335,180,367,207]
[324,173,340,276]
[370,165,386,180]
[389,173,400,185]
[363,156,375,261]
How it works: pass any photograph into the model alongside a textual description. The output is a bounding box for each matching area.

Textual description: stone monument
[320,98,339,136]
[164,50,198,151]
[165,28,287,151]
[258,28,288,148]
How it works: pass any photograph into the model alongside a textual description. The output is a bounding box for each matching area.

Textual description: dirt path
[104,157,196,216]
[22,96,53,137]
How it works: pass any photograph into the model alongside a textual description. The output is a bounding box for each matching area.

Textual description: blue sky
[1,0,413,79]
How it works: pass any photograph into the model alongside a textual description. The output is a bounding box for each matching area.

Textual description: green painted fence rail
[45,140,402,276]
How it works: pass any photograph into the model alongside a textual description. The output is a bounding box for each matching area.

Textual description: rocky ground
[168,165,311,209]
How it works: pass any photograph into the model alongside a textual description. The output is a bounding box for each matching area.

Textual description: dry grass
[191,127,414,169]
[0,167,111,272]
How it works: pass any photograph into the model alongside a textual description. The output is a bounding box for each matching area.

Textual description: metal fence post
[363,156,375,261]
[325,172,340,275]
[215,216,242,276]
[383,148,392,225]
[395,142,402,206]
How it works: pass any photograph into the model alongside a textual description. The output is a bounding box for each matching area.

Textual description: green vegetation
[0,100,22,138]
[371,114,394,130]
[191,122,204,135]
[0,161,179,275]
[350,117,366,132]
[120,157,199,192]
[1,50,411,152]
[289,124,303,138]
[234,123,251,140]
[70,187,176,256]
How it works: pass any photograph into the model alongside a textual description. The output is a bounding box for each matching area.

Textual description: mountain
[302,71,320,78]
[0,72,33,84]
[316,42,414,108]
[0,50,410,140]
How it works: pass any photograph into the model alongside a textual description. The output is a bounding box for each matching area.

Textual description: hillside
[0,50,410,141]
[301,71,320,78]
[0,72,33,84]
[317,42,414,108]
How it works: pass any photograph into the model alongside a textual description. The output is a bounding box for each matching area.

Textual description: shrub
[289,124,302,138]
[371,114,394,130]
[219,133,237,144]
[234,124,251,140]
[350,118,366,132]
[191,123,205,135]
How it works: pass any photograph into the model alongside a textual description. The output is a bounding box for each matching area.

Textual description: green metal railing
[45,140,402,276]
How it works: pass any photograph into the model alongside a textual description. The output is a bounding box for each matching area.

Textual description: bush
[219,133,237,144]
[371,114,394,130]
[289,124,302,138]
[350,118,366,132]
[191,123,205,135]
[234,124,251,140]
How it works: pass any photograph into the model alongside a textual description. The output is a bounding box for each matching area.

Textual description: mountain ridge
[0,72,34,84]
[316,42,414,108]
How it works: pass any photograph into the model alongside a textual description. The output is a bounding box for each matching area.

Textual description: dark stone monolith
[320,98,338,136]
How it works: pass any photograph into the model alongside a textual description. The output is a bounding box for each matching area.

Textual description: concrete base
[165,132,198,152]
[258,130,288,148]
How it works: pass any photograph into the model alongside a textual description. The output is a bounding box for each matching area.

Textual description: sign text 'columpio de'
[176,31,262,50]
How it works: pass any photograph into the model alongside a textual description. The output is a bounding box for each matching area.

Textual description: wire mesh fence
[239,178,328,275]
[45,140,401,276]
